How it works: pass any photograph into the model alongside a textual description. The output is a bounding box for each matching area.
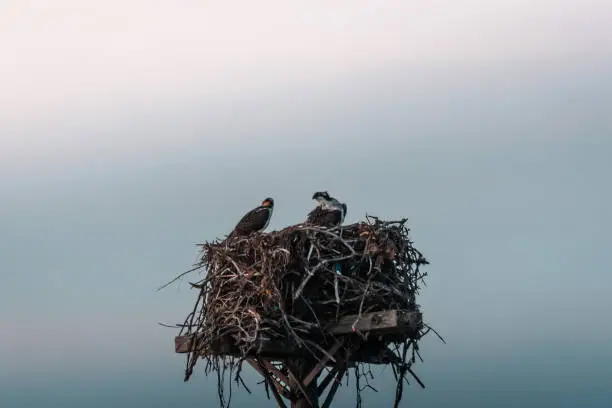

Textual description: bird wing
[232,207,270,235]
[306,206,341,227]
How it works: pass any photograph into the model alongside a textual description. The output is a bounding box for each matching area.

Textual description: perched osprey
[306,191,347,227]
[228,197,274,238]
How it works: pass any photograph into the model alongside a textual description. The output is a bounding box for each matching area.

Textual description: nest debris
[164,215,437,408]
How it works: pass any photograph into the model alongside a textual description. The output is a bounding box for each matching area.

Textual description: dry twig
[162,216,435,407]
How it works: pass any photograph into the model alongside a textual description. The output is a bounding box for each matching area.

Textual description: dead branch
[164,216,437,407]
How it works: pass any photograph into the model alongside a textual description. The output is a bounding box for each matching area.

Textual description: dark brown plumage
[305,205,343,227]
[228,197,274,238]
[306,191,347,227]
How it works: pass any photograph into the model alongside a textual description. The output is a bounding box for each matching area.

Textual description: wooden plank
[246,359,291,399]
[397,309,424,333]
[254,358,289,408]
[174,335,235,354]
[325,310,421,335]
[317,367,338,396]
[175,334,409,367]
[175,335,193,353]
[321,362,348,408]
[303,340,344,387]
[260,360,291,391]
[246,358,267,378]
[317,345,352,396]
[285,366,314,408]
[175,335,298,357]
[174,309,422,358]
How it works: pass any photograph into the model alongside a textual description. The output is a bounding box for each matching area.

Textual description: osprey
[228,197,274,238]
[306,191,347,227]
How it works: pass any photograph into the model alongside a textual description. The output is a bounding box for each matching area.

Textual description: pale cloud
[1,0,610,124]
[0,0,610,181]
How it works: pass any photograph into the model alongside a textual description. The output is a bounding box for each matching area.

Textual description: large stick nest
[168,215,435,407]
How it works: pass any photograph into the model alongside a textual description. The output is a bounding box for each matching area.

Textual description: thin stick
[157,263,204,291]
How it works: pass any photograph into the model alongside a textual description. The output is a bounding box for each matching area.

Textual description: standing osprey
[306,191,347,227]
[228,197,274,238]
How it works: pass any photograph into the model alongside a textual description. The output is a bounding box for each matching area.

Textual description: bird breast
[262,206,273,230]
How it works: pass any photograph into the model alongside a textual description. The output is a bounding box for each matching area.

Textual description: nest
[167,216,436,408]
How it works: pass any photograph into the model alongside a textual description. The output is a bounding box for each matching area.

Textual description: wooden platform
[175,309,421,359]
[175,309,422,408]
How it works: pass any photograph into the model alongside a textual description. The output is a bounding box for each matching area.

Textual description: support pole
[320,365,347,408]
[288,359,320,408]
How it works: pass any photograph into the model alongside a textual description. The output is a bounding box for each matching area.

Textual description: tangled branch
[162,215,435,407]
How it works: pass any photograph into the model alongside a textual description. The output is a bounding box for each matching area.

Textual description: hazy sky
[1,1,611,407]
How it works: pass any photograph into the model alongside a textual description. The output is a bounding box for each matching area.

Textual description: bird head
[312,191,331,203]
[261,197,274,208]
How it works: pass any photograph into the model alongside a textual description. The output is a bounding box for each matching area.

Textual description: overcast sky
[1,1,611,407]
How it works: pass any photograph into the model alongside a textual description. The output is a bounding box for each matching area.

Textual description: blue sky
[1,1,612,407]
